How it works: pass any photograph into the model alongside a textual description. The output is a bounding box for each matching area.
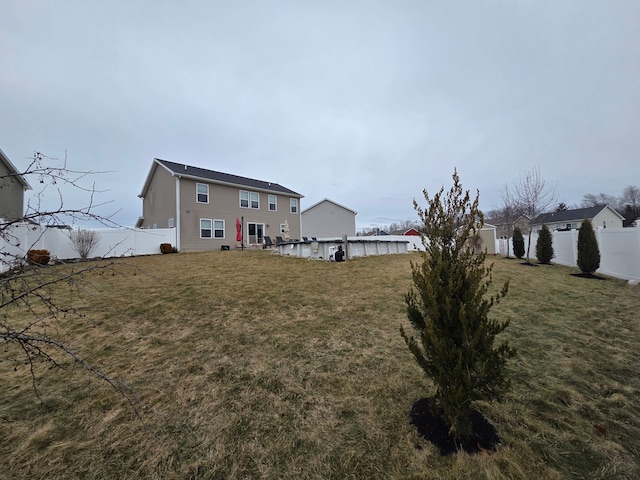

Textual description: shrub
[401,170,515,442]
[69,228,100,260]
[512,227,525,259]
[535,224,554,264]
[160,243,174,254]
[577,219,600,274]
[27,249,50,265]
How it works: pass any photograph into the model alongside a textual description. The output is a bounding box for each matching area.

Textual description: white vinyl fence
[1,223,176,272]
[496,226,640,281]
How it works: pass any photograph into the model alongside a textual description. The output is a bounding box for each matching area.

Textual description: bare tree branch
[512,166,558,263]
[1,150,148,422]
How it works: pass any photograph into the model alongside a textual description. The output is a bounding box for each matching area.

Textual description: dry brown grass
[1,251,640,479]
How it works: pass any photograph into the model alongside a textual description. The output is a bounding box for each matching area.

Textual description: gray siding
[141,164,176,229]
[302,200,356,238]
[179,178,301,252]
[0,161,25,220]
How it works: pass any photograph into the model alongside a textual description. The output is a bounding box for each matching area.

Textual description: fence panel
[1,225,176,272]
[492,227,640,280]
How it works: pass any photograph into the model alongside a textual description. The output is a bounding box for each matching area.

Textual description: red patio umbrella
[236,217,243,243]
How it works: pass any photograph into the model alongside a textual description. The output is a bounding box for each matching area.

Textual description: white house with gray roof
[533,205,624,232]
[137,158,303,251]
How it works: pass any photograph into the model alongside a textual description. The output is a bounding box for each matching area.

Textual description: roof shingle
[155,158,302,197]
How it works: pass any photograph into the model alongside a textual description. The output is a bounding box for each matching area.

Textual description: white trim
[268,194,277,212]
[200,218,213,238]
[196,183,209,204]
[213,219,225,238]
[240,190,260,209]
[175,177,181,250]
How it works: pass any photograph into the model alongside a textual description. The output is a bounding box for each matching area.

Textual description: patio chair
[263,236,274,249]
[276,236,285,245]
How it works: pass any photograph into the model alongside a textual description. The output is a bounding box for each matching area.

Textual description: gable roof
[140,158,303,198]
[0,148,32,190]
[483,214,530,227]
[301,198,357,215]
[533,205,624,225]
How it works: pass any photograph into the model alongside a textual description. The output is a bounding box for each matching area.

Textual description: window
[280,223,285,234]
[240,191,249,208]
[200,219,212,238]
[214,220,225,238]
[196,183,209,203]
[290,198,298,213]
[603,221,607,229]
[268,195,277,211]
[240,190,259,209]
[168,218,174,228]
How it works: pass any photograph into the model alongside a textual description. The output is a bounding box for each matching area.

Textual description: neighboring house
[301,198,357,238]
[0,148,32,221]
[532,205,624,232]
[137,158,303,252]
[389,227,421,236]
[484,214,531,239]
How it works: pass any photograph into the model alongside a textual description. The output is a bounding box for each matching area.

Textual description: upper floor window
[196,183,209,204]
[240,190,259,209]
[268,195,277,211]
[290,198,298,214]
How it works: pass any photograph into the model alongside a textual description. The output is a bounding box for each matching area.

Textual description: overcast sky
[2,1,639,230]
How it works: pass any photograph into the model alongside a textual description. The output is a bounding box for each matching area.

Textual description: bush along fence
[1,224,176,272]
[497,226,640,281]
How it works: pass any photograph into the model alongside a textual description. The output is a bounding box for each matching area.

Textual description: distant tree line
[580,185,640,226]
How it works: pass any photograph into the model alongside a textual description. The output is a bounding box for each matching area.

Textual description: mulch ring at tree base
[410,398,500,456]
[570,273,605,280]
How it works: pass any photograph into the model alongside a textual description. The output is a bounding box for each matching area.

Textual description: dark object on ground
[335,246,345,262]
[520,262,539,267]
[571,273,605,280]
[410,398,500,456]
[220,245,230,251]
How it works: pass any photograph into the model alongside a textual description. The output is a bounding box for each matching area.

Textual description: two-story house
[0,148,32,222]
[137,159,303,252]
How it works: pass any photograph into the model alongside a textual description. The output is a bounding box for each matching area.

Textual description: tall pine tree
[577,219,600,274]
[535,224,554,264]
[401,170,515,442]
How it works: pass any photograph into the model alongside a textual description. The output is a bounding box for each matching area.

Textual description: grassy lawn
[1,250,639,479]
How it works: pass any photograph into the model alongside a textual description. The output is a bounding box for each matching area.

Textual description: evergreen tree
[535,224,554,264]
[512,227,525,259]
[401,170,515,442]
[577,219,600,274]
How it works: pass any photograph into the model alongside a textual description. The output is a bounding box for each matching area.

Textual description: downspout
[175,176,181,251]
